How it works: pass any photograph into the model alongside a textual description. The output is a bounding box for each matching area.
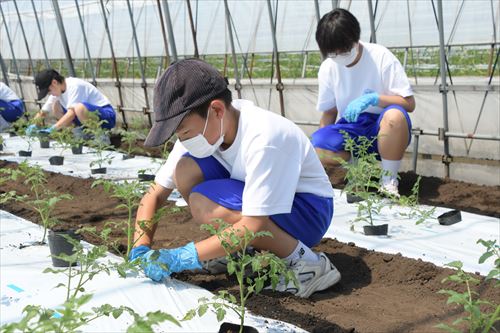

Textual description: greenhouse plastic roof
[1,0,498,59]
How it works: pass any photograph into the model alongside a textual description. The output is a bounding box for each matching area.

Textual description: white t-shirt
[41,77,111,112]
[0,82,20,101]
[317,41,413,117]
[156,99,334,216]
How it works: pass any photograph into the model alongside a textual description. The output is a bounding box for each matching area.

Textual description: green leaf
[198,304,208,317]
[181,309,196,321]
[216,307,226,322]
[478,252,494,264]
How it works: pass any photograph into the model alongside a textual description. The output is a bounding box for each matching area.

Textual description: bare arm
[378,95,415,113]
[133,183,173,247]
[319,107,338,128]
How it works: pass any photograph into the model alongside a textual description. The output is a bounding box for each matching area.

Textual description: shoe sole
[296,267,341,298]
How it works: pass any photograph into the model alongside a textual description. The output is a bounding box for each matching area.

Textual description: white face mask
[328,43,358,67]
[181,108,224,158]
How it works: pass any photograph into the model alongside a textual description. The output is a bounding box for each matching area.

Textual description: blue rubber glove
[25,124,39,136]
[129,245,151,262]
[141,242,202,282]
[344,91,380,123]
[38,125,56,135]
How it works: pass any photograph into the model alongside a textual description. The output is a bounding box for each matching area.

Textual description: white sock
[0,114,10,132]
[284,240,319,264]
[381,158,401,183]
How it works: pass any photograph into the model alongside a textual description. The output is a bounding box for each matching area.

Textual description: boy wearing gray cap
[130,59,340,298]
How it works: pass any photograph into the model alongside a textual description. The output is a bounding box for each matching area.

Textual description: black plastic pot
[138,173,155,182]
[39,133,50,148]
[71,145,83,155]
[18,150,32,157]
[438,210,462,226]
[109,133,122,149]
[122,154,135,160]
[363,224,388,236]
[49,156,64,165]
[91,167,107,174]
[48,230,80,267]
[346,193,364,204]
[218,322,258,333]
[0,143,3,151]
[9,131,17,137]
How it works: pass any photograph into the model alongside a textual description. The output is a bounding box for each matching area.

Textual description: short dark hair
[315,8,361,58]
[189,88,232,119]
[52,70,65,84]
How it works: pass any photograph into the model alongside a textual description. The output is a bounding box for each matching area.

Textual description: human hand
[141,242,202,282]
[129,244,151,262]
[344,91,379,123]
[38,125,56,135]
[25,124,39,136]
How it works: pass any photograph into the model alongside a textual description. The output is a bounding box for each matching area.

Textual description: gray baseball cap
[144,59,228,147]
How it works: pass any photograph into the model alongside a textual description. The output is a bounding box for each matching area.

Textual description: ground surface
[0,159,498,333]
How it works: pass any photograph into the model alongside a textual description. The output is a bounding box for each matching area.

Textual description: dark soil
[0,159,498,333]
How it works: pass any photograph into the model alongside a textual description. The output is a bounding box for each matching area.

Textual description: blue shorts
[0,99,24,122]
[63,103,116,129]
[311,104,412,156]
[184,153,334,248]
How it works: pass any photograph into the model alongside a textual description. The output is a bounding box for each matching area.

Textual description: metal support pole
[52,0,76,77]
[0,5,24,100]
[186,0,199,58]
[74,0,97,85]
[266,0,285,117]
[223,0,242,98]
[31,0,50,68]
[314,0,321,23]
[156,0,170,69]
[367,0,377,43]
[13,1,36,79]
[332,0,339,9]
[0,52,9,86]
[437,0,451,178]
[162,0,178,62]
[99,0,126,128]
[126,0,152,126]
[411,128,421,172]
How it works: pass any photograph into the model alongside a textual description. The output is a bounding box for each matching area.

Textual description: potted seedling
[38,132,50,149]
[47,229,81,267]
[333,132,381,204]
[0,161,73,244]
[2,238,180,332]
[183,221,296,333]
[0,135,4,151]
[12,115,37,157]
[116,128,144,160]
[90,179,152,259]
[47,127,74,165]
[334,133,390,235]
[83,115,114,174]
[137,140,170,181]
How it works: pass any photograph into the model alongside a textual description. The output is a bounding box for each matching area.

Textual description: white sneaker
[199,256,229,274]
[269,252,341,298]
[380,178,400,198]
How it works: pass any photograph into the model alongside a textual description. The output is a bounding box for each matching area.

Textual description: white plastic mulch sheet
[0,133,163,180]
[327,191,499,276]
[0,211,306,332]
